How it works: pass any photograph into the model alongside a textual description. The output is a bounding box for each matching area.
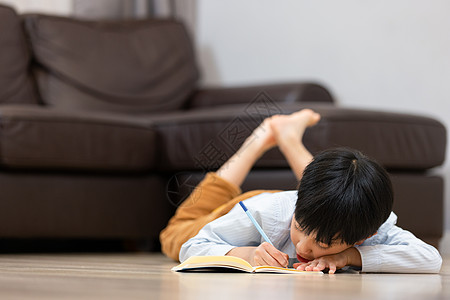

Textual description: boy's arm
[179,205,256,261]
[295,246,362,274]
[356,224,442,273]
[179,194,289,264]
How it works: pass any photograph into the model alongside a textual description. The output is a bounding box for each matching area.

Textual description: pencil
[238,201,274,246]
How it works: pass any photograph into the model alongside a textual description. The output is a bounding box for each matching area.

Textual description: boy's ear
[354,232,377,245]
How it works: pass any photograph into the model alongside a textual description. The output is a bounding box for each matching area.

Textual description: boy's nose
[297,240,313,255]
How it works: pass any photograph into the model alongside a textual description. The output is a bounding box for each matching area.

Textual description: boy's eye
[317,243,331,250]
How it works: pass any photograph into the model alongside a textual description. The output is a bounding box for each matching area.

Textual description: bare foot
[241,117,277,156]
[217,116,278,186]
[270,109,321,146]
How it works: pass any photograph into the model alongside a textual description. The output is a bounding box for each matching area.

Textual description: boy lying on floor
[160,109,442,273]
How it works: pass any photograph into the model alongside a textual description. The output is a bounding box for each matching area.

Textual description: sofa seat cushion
[154,102,446,171]
[0,5,39,105]
[24,15,199,114]
[0,105,156,171]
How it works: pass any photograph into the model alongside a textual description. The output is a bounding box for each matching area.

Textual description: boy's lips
[297,254,311,263]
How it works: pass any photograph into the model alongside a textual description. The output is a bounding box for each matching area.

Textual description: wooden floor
[0,253,448,300]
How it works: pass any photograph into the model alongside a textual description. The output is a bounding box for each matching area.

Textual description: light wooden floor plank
[0,253,448,300]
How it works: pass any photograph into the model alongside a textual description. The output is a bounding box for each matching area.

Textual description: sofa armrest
[186,82,333,109]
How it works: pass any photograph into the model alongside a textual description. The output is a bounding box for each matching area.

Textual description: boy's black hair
[295,148,393,246]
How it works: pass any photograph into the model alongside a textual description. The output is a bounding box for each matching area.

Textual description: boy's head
[291,148,393,262]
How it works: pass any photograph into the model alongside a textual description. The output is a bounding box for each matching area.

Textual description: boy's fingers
[329,263,337,274]
[254,256,267,266]
[255,245,282,267]
[271,251,289,268]
[260,252,282,267]
[314,261,326,271]
[305,260,319,271]
[261,243,289,267]
[254,252,273,267]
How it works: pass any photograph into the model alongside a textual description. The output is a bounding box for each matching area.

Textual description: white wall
[0,0,73,15]
[195,0,450,252]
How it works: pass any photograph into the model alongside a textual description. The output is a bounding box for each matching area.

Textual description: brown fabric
[0,5,38,105]
[24,15,199,114]
[187,83,334,109]
[160,172,281,261]
[153,102,447,171]
[0,105,157,171]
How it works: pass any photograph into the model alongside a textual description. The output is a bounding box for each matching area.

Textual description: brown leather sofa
[0,4,446,250]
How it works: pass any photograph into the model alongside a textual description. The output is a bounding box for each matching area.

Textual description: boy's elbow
[434,255,443,273]
[422,245,442,273]
[178,238,206,262]
[424,257,442,274]
[178,242,191,263]
[430,250,443,273]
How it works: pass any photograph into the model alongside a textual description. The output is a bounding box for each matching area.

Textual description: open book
[171,256,323,274]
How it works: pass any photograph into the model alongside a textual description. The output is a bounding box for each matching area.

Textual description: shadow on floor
[0,238,161,253]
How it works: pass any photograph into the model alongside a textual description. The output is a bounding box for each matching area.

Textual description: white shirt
[179,191,442,273]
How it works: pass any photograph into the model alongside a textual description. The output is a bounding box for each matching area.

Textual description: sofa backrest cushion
[24,15,199,114]
[0,5,39,105]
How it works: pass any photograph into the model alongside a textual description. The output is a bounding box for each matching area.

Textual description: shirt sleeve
[179,193,279,262]
[356,224,442,273]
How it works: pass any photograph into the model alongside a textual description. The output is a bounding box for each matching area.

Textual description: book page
[172,256,253,272]
[253,265,323,274]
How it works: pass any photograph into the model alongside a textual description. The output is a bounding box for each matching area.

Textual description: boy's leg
[215,116,277,187]
[160,172,241,260]
[270,109,321,181]
[160,179,278,261]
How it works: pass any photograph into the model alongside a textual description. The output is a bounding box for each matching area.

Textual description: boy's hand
[293,247,361,274]
[226,243,289,267]
[250,242,289,267]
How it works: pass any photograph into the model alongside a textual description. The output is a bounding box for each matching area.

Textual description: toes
[292,109,321,126]
[308,112,321,126]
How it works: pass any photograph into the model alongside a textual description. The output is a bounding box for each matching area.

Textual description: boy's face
[290,216,357,263]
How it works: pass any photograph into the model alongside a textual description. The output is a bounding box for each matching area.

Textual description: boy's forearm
[226,247,256,264]
[356,243,442,273]
[345,247,362,267]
